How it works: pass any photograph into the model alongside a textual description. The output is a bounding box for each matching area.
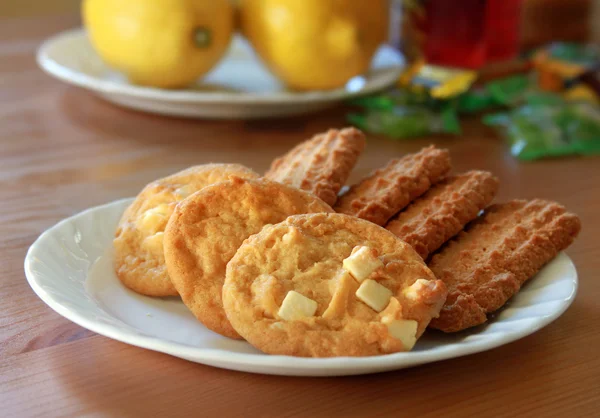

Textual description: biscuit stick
[428,199,581,333]
[265,127,366,206]
[386,171,499,259]
[334,146,451,226]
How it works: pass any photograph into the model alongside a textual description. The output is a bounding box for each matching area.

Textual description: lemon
[240,0,389,91]
[83,0,234,89]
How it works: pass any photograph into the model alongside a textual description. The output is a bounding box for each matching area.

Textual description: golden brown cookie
[428,199,581,333]
[386,171,499,260]
[264,127,366,206]
[223,213,448,357]
[114,164,259,297]
[163,177,333,339]
[334,146,451,226]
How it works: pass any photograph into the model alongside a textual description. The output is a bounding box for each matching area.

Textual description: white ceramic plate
[25,199,578,376]
[36,29,404,119]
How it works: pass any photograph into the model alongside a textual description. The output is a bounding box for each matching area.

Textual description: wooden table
[2,14,599,418]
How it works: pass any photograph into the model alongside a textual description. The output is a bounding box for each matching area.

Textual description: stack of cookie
[114,127,581,357]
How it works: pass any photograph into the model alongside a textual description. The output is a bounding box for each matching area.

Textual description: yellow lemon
[83,0,234,88]
[240,0,389,91]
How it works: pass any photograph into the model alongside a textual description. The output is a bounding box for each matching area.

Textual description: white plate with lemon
[37,0,403,119]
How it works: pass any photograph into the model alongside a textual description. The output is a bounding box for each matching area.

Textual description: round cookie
[163,177,333,339]
[114,164,259,297]
[223,213,448,357]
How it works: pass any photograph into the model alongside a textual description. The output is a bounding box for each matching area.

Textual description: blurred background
[2,0,600,160]
[3,0,599,47]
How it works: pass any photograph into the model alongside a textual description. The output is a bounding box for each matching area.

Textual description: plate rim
[36,28,403,105]
[24,199,579,375]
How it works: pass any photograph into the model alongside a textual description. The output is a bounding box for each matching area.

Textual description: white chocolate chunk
[323,270,356,320]
[137,204,170,234]
[384,319,418,350]
[342,246,384,282]
[277,291,318,321]
[251,274,281,318]
[142,232,164,254]
[174,185,193,198]
[404,279,434,301]
[355,279,392,312]
[282,227,302,245]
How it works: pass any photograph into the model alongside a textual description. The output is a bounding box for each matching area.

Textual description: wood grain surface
[1,13,599,418]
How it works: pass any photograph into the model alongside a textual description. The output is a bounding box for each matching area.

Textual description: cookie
[223,213,448,357]
[334,146,451,226]
[163,177,333,339]
[114,164,259,297]
[386,171,499,259]
[265,127,366,206]
[428,199,581,332]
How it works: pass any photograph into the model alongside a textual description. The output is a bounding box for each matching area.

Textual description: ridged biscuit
[265,127,366,206]
[386,171,499,259]
[428,199,581,332]
[334,146,451,226]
